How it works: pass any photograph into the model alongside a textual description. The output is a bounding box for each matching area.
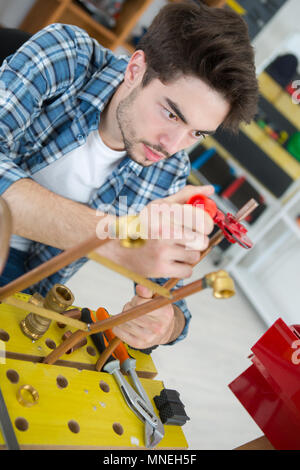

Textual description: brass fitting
[204,270,235,299]
[20,284,74,340]
[20,292,48,340]
[16,384,39,407]
[115,215,146,248]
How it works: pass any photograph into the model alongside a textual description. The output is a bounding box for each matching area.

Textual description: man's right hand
[96,185,215,280]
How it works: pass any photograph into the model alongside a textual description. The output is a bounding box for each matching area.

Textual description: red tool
[186,194,253,249]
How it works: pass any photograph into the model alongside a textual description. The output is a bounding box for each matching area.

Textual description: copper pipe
[88,251,171,298]
[43,277,206,365]
[62,330,88,354]
[0,235,111,300]
[95,336,120,372]
[44,329,87,364]
[56,308,82,328]
[43,199,259,365]
[99,198,258,356]
[0,197,12,276]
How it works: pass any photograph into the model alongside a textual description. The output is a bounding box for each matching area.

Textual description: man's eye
[193,131,206,140]
[163,108,178,121]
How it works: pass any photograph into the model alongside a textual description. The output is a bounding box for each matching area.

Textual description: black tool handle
[80,308,114,366]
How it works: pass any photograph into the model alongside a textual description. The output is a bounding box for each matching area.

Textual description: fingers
[186,205,214,235]
[165,244,200,264]
[146,244,201,278]
[112,304,174,349]
[173,225,210,250]
[135,284,153,299]
[165,185,215,204]
[144,201,214,238]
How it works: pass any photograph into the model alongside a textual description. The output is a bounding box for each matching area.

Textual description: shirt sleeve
[0,23,96,195]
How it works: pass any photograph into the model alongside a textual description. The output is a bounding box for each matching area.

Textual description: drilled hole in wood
[68,420,80,434]
[6,369,19,384]
[99,380,110,393]
[15,417,29,432]
[56,375,68,389]
[86,346,96,356]
[45,338,56,349]
[113,422,124,436]
[0,329,9,342]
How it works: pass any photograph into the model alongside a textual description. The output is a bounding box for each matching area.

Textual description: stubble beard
[116,87,169,166]
[116,87,144,164]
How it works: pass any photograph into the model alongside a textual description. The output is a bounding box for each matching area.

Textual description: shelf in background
[20,0,154,52]
[200,134,289,200]
[239,121,300,180]
[230,254,300,327]
[20,0,67,33]
[224,186,300,326]
[213,128,293,198]
[258,72,300,131]
[68,1,116,41]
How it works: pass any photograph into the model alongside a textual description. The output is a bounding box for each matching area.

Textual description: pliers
[81,308,164,449]
[186,194,253,249]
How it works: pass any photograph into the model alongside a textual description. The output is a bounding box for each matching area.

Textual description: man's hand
[97,184,215,280]
[112,285,185,349]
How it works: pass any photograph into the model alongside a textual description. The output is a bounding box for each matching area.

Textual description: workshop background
[0,0,300,450]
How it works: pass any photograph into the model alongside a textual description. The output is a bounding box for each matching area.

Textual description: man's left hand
[112,284,178,349]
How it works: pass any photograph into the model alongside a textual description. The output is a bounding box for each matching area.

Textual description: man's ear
[123,50,147,89]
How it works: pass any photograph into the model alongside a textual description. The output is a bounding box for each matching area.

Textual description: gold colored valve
[20,284,74,340]
[43,284,74,313]
[115,215,146,248]
[17,384,39,407]
[204,270,235,299]
[20,292,49,340]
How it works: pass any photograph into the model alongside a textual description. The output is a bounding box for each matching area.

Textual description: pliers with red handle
[186,194,253,249]
[81,307,164,449]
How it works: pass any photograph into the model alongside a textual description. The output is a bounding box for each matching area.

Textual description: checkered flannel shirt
[0,23,191,344]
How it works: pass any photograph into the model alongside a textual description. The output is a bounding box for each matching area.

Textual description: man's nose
[158,129,188,155]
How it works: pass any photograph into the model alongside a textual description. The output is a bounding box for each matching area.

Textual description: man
[0,1,258,349]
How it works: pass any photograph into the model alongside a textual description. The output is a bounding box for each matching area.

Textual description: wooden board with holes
[0,293,157,378]
[0,358,188,449]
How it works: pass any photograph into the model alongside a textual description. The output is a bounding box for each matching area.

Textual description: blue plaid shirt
[0,23,191,343]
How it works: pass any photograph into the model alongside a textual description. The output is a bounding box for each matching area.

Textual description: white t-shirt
[10,129,126,251]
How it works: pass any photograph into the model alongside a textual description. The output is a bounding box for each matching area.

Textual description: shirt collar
[117,155,144,176]
[77,54,129,111]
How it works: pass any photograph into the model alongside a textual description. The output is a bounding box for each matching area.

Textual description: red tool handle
[186,194,217,219]
[95,307,130,364]
[186,193,252,249]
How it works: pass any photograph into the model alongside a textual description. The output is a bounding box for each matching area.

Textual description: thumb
[165,185,215,204]
[136,284,153,299]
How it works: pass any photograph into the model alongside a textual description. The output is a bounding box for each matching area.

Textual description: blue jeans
[0,247,31,293]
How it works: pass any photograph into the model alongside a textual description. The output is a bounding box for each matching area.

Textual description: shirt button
[77,134,85,143]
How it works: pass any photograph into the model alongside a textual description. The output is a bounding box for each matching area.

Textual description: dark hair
[137,1,258,132]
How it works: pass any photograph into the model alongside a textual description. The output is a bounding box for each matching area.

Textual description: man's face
[116,74,230,166]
